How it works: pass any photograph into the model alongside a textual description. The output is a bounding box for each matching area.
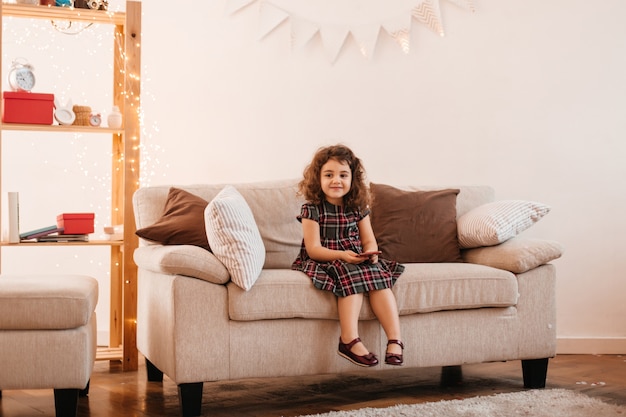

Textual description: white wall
[3,0,625,353]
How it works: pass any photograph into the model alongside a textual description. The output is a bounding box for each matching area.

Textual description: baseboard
[556,337,626,354]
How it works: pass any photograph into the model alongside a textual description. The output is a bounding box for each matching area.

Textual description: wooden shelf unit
[0,1,141,371]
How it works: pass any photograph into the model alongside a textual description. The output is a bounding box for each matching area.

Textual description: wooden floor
[0,354,624,417]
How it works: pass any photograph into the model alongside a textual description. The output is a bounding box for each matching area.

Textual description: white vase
[107,106,123,128]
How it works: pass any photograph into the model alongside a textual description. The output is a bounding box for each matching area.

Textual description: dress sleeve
[297,203,320,223]
[358,207,371,221]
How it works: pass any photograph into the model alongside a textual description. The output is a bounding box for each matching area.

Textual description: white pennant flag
[258,2,290,40]
[319,25,350,64]
[382,13,412,54]
[224,0,257,15]
[412,0,444,36]
[290,16,319,51]
[444,0,475,12]
[350,23,381,59]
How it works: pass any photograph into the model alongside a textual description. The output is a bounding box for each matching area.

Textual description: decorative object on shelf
[72,105,92,126]
[107,105,123,128]
[226,0,475,62]
[39,0,56,5]
[55,0,73,7]
[89,113,102,127]
[7,192,20,244]
[53,98,76,125]
[56,213,95,235]
[74,0,108,10]
[8,58,35,92]
[2,91,55,124]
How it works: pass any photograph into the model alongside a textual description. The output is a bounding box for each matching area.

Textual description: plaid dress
[291,201,404,297]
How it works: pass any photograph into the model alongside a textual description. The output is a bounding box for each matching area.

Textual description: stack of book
[19,225,89,242]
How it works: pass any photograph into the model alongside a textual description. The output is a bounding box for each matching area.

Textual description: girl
[292,145,405,367]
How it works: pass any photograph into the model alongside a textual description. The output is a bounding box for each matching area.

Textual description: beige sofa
[132,179,562,417]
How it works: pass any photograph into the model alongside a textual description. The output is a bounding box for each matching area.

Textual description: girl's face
[320,158,352,205]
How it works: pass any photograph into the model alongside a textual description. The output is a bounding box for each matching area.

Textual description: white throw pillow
[457,200,551,249]
[204,186,265,291]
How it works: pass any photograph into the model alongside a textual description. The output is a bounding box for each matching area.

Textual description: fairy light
[2,0,162,239]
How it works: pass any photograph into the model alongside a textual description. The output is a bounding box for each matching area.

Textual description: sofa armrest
[461,237,563,274]
[133,245,230,285]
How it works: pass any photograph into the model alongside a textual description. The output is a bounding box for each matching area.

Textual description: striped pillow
[204,186,265,291]
[457,200,550,249]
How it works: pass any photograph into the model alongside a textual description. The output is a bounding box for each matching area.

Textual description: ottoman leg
[54,388,79,417]
[79,379,90,397]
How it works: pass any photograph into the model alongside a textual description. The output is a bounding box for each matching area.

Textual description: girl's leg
[369,288,403,355]
[337,293,370,356]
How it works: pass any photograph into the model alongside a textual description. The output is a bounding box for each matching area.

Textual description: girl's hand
[342,250,366,264]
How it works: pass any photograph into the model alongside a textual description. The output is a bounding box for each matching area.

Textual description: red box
[2,91,54,125]
[56,213,95,235]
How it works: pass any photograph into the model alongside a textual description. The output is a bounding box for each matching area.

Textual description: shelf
[1,3,125,25]
[0,0,141,371]
[0,122,123,134]
[96,345,122,361]
[0,240,123,246]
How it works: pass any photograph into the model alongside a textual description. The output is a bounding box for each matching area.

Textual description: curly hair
[298,144,370,211]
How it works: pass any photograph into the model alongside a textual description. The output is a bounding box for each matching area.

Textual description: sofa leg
[178,382,203,417]
[440,365,463,387]
[145,357,164,382]
[522,358,550,388]
[53,388,79,417]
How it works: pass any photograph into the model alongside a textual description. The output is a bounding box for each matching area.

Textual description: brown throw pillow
[135,187,211,251]
[369,183,462,263]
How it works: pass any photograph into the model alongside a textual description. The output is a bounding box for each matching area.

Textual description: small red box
[2,91,54,125]
[56,213,95,235]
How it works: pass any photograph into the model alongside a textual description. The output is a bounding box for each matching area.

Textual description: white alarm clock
[8,58,36,92]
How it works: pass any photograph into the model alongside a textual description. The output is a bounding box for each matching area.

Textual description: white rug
[297,389,626,417]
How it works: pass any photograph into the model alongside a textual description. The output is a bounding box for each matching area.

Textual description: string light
[1,0,162,257]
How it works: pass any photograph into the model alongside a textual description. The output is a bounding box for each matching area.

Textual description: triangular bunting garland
[228,0,475,62]
[382,13,412,55]
[350,24,381,59]
[444,0,475,12]
[290,16,319,51]
[412,0,444,36]
[319,25,350,63]
[224,0,257,15]
[258,2,290,40]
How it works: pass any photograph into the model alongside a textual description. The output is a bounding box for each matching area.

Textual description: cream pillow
[204,186,265,291]
[462,237,563,273]
[457,200,550,248]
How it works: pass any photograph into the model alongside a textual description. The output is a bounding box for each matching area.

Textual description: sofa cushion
[457,200,551,248]
[227,263,518,321]
[133,244,230,284]
[370,183,462,263]
[232,180,304,269]
[135,187,210,250]
[462,237,563,274]
[205,186,266,291]
[0,275,98,330]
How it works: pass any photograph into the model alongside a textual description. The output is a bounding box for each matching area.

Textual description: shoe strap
[344,337,362,350]
[387,339,404,349]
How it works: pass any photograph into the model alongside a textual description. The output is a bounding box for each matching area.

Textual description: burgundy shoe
[338,337,379,367]
[385,339,404,366]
